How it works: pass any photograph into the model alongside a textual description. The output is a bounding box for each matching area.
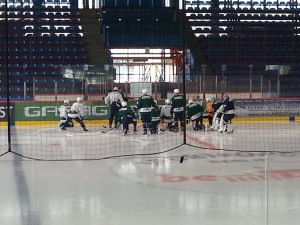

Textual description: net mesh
[0,0,300,160]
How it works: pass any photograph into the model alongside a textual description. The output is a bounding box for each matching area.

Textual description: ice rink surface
[0,121,300,225]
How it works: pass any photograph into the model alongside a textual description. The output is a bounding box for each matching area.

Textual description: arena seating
[185,0,300,97]
[1,0,300,99]
[0,0,87,100]
[99,7,181,48]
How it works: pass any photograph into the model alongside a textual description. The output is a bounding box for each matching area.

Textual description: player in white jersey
[104,87,124,128]
[58,100,74,129]
[61,97,88,132]
[160,99,173,130]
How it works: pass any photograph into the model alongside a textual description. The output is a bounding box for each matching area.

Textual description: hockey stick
[102,127,114,133]
[235,103,245,109]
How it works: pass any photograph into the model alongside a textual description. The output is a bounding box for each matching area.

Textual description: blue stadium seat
[153,0,164,7]
[104,0,116,7]
[141,0,152,7]
[117,0,127,7]
[129,0,140,7]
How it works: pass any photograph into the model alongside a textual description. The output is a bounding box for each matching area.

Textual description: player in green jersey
[136,89,157,135]
[118,101,137,136]
[171,89,185,131]
[186,99,205,131]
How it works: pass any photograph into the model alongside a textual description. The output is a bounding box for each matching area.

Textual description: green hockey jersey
[118,106,136,122]
[171,94,185,112]
[150,108,161,122]
[186,103,204,121]
[136,95,156,113]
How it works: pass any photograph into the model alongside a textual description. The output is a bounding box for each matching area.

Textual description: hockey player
[136,89,157,135]
[210,98,224,130]
[118,101,137,136]
[171,89,185,131]
[217,94,235,133]
[105,87,124,128]
[58,100,74,129]
[186,99,205,131]
[160,99,173,130]
[61,97,88,132]
[202,98,214,131]
[149,104,161,134]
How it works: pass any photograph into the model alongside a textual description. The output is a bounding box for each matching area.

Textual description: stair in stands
[79,9,109,71]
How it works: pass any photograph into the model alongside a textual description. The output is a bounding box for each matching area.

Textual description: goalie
[118,101,137,136]
[215,94,235,133]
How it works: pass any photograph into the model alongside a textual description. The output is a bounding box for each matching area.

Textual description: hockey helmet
[223,93,229,100]
[165,99,171,104]
[142,89,147,94]
[113,87,118,91]
[64,100,69,104]
[77,97,83,102]
[206,98,212,102]
[174,89,179,94]
[122,101,127,107]
[188,99,194,104]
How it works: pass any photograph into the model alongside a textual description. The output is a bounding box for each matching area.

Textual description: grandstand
[0,0,299,100]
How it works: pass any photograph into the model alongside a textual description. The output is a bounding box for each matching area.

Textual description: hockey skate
[218,124,227,133]
[169,127,179,132]
[123,129,128,136]
[143,130,147,135]
[83,128,89,132]
[214,124,219,131]
[225,123,234,133]
[204,124,211,131]
[222,124,227,132]
[151,128,159,135]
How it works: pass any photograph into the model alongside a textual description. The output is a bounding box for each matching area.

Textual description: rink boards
[0,98,300,126]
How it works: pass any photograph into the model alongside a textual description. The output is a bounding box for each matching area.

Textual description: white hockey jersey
[160,105,172,118]
[59,105,68,118]
[105,91,124,106]
[68,102,84,118]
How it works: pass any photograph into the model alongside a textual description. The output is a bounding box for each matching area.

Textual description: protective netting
[1,79,300,161]
[1,0,300,160]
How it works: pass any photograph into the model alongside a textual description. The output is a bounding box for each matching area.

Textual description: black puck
[180,156,184,163]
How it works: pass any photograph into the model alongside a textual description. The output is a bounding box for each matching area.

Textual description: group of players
[58,87,236,135]
[58,97,89,132]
